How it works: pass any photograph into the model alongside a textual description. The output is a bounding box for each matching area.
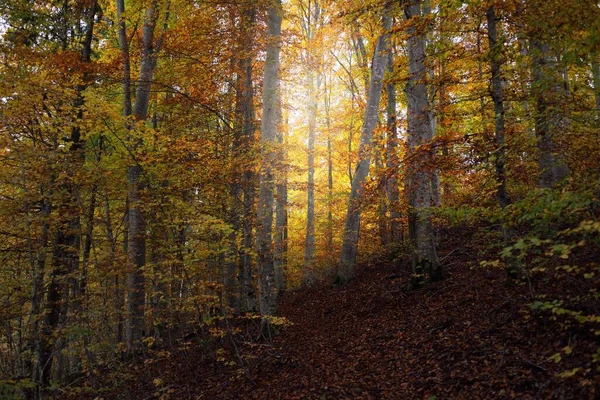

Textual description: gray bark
[405,0,441,283]
[116,0,132,117]
[486,5,518,279]
[125,0,163,352]
[530,38,570,188]
[274,124,288,292]
[301,0,321,286]
[325,73,334,253]
[237,7,258,314]
[486,6,510,210]
[239,64,258,313]
[257,0,283,330]
[385,49,402,244]
[338,7,391,282]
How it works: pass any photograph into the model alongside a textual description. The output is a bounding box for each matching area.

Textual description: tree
[528,1,570,188]
[121,0,169,353]
[338,5,391,283]
[257,0,283,332]
[404,0,441,283]
[300,0,322,286]
[386,47,403,245]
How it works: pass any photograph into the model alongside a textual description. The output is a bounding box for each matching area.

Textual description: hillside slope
[105,248,598,399]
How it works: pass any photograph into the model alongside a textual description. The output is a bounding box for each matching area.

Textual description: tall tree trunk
[486,5,518,279]
[274,120,288,292]
[116,0,132,117]
[405,0,441,284]
[302,0,320,286]
[29,190,51,399]
[325,75,334,254]
[239,20,258,313]
[225,6,251,314]
[592,53,600,123]
[303,70,317,285]
[385,49,402,245]
[125,0,163,353]
[486,5,510,211]
[338,7,391,282]
[38,1,97,386]
[530,34,570,188]
[376,131,389,247]
[256,0,283,332]
[423,0,441,208]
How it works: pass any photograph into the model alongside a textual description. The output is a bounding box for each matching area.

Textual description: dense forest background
[0,0,599,398]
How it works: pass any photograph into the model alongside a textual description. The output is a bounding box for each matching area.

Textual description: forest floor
[96,235,599,400]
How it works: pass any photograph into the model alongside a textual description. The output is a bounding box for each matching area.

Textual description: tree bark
[385,49,402,245]
[257,0,283,331]
[592,53,600,123]
[125,0,164,353]
[405,0,441,284]
[302,0,320,286]
[486,5,510,211]
[235,7,258,314]
[324,72,334,254]
[274,122,288,292]
[530,31,570,188]
[37,1,97,386]
[338,7,391,282]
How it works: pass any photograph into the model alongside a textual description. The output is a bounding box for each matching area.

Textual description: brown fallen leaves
[93,237,599,400]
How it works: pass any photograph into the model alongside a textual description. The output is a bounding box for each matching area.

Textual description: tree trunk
[592,53,600,123]
[530,37,570,188]
[405,0,441,284]
[38,1,97,386]
[338,7,391,282]
[274,123,288,292]
[486,6,510,211]
[385,49,402,245]
[125,0,162,353]
[116,0,132,117]
[486,5,519,279]
[237,7,258,314]
[256,0,283,332]
[303,70,317,285]
[325,73,334,254]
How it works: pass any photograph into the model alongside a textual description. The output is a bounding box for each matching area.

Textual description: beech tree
[404,0,441,283]
[0,1,599,396]
[338,4,391,282]
[257,0,283,330]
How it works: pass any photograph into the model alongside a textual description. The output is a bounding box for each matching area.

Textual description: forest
[0,0,599,398]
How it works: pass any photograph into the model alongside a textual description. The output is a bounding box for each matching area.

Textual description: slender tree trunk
[338,7,391,282]
[256,0,283,332]
[238,6,256,312]
[486,6,510,211]
[38,1,97,385]
[405,0,441,284]
[116,0,132,117]
[385,49,402,245]
[125,0,163,353]
[324,73,334,254]
[30,190,51,398]
[303,67,317,285]
[239,46,258,313]
[274,122,288,292]
[592,53,600,123]
[530,36,570,188]
[301,0,321,286]
[376,131,389,247]
[423,0,441,208]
